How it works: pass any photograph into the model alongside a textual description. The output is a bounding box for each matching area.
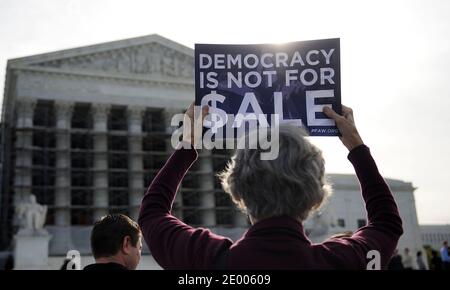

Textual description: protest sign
[195,38,341,137]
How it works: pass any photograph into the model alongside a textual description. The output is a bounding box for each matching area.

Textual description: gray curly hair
[219,125,331,222]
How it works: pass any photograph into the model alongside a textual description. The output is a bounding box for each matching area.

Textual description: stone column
[14,98,36,202]
[128,106,144,220]
[15,98,36,128]
[54,101,73,226]
[92,104,110,221]
[199,150,216,227]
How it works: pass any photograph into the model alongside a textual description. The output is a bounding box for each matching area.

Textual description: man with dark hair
[441,241,450,270]
[84,214,142,270]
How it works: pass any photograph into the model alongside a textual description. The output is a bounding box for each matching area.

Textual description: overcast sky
[0,0,449,224]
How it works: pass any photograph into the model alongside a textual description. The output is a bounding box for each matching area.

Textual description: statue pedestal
[13,231,52,270]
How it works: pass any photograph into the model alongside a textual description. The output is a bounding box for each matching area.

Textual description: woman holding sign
[138,104,403,269]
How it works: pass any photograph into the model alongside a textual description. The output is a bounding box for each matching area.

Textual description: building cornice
[10,65,194,89]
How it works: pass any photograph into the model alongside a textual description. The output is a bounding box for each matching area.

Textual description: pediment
[9,34,194,79]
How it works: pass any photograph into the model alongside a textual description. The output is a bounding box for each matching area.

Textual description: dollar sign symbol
[201,91,228,133]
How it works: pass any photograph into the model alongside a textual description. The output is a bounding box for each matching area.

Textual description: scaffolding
[0,98,248,250]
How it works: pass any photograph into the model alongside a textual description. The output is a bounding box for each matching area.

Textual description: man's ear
[122,236,132,255]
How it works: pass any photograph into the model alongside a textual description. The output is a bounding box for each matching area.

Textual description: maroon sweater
[138,144,403,270]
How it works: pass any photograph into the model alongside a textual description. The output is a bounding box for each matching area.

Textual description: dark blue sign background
[195,38,341,137]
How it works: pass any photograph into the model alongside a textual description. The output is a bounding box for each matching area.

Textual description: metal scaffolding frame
[0,98,247,250]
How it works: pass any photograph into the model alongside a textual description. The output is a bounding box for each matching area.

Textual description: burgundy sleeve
[321,145,403,269]
[137,143,233,269]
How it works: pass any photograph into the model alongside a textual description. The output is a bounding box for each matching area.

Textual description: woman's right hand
[182,102,209,147]
[323,105,364,151]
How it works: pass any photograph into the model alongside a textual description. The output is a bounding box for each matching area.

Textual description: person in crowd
[430,250,442,270]
[403,248,414,270]
[416,251,427,270]
[138,103,403,269]
[84,214,142,270]
[388,249,404,270]
[440,241,450,270]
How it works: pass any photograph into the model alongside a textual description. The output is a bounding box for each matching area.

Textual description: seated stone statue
[15,194,48,235]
